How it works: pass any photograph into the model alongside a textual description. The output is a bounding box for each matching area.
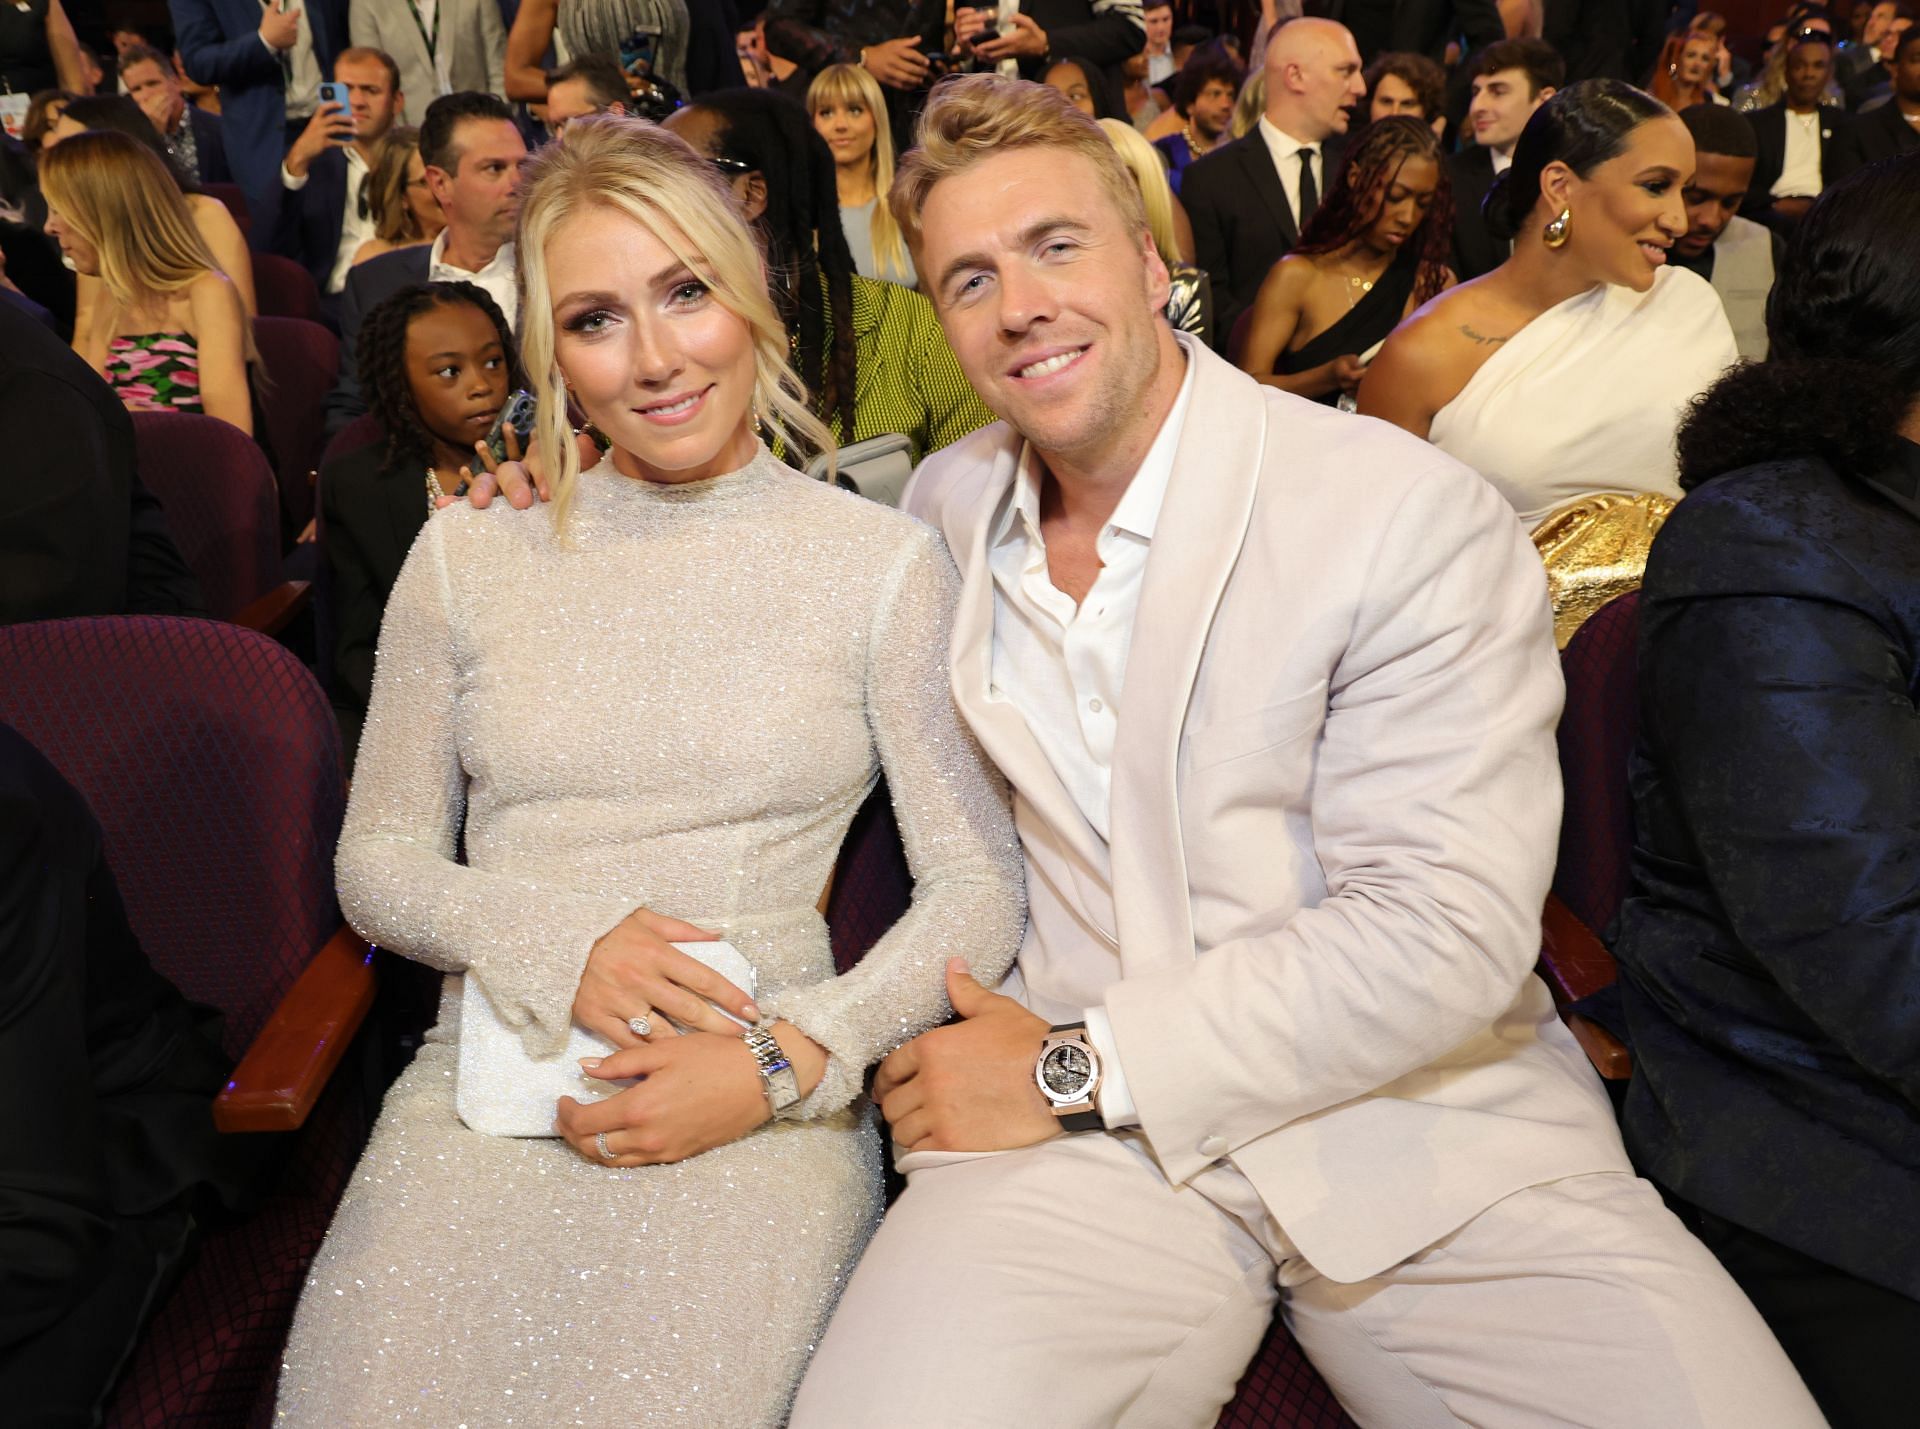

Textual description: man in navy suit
[119,44,232,186]
[170,0,350,247]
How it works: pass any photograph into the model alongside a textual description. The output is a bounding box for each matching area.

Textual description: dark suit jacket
[274,145,351,298]
[1447,144,1504,281]
[169,0,349,248]
[319,436,424,771]
[1184,130,1347,350]
[0,300,203,624]
[1615,444,1920,1301]
[1540,0,1667,83]
[1745,103,1859,217]
[324,242,431,434]
[1848,98,1920,165]
[183,105,232,185]
[1333,0,1504,63]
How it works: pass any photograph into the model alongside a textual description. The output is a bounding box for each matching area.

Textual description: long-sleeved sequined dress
[276,447,1025,1426]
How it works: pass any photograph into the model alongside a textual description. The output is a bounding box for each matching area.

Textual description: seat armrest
[214,925,377,1132]
[1565,1013,1632,1082]
[234,580,311,637]
[1537,894,1632,1081]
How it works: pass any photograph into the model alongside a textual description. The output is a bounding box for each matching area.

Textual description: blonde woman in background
[807,62,917,288]
[275,114,1023,1427]
[40,129,253,434]
[1098,116,1212,344]
[1231,67,1266,138]
[351,125,446,267]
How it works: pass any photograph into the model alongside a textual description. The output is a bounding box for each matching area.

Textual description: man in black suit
[1330,0,1504,66]
[1183,17,1364,350]
[324,92,525,434]
[119,43,231,186]
[1850,27,1920,163]
[1539,0,1666,84]
[953,1,1146,99]
[1449,38,1562,281]
[1745,33,1858,232]
[0,299,202,626]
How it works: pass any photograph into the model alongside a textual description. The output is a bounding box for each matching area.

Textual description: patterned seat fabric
[0,616,366,1428]
[1219,1316,1359,1428]
[250,251,324,324]
[132,413,283,624]
[252,317,341,539]
[1553,590,1643,939]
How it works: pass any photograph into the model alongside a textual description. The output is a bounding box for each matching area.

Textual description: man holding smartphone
[277,46,404,308]
[952,1,1146,86]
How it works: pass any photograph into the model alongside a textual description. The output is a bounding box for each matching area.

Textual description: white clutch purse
[455,939,758,1137]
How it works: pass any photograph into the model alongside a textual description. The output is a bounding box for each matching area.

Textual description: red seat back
[826,780,913,973]
[1553,590,1643,938]
[132,412,282,621]
[203,181,251,238]
[251,251,324,323]
[0,616,344,1056]
[252,316,340,536]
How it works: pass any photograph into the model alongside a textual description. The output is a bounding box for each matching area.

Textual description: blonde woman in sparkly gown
[275,116,1026,1427]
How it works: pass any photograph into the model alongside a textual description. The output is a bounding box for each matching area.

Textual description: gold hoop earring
[1543,207,1573,249]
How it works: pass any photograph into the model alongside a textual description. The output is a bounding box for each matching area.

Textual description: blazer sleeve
[1102,459,1567,1183]
[480,0,507,98]
[1181,156,1236,349]
[319,445,393,774]
[1040,0,1146,68]
[764,1,853,72]
[1638,490,1920,1108]
[169,0,283,87]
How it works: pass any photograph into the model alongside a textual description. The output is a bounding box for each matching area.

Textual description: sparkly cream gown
[276,448,1025,1426]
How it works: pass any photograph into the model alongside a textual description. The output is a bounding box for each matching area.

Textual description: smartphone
[317,80,354,135]
[618,28,658,76]
[482,390,537,468]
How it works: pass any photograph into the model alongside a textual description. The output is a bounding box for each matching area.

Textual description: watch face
[1040,1042,1094,1100]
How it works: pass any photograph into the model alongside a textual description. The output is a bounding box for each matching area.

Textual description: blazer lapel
[1107,345,1267,978]
[1243,138,1298,249]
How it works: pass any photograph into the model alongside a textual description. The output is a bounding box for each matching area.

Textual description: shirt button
[1198,1135,1227,1159]
[1089,698,1104,713]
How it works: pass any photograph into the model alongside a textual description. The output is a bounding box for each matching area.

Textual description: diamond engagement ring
[627,1014,653,1038]
[596,1131,616,1162]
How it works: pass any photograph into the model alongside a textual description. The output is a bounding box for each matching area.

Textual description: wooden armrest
[214,926,376,1132]
[1538,893,1620,1005]
[1566,1013,1632,1082]
[234,579,311,637]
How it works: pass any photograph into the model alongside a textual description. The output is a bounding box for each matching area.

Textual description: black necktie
[1297,148,1319,228]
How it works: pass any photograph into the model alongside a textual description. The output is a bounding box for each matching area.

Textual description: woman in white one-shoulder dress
[276,116,1025,1427]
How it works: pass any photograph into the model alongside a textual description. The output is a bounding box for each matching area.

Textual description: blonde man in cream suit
[789,75,1825,1429]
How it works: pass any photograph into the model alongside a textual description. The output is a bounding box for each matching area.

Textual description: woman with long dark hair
[1612,154,1920,1429]
[1237,116,1453,407]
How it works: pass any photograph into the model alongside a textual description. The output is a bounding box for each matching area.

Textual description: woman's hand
[572,907,759,1047]
[555,1028,780,1166]
[437,424,598,510]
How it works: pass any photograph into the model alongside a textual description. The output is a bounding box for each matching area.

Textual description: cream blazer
[906,342,1631,1284]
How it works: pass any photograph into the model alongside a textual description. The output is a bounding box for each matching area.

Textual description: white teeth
[1018,350,1081,379]
[643,393,700,416]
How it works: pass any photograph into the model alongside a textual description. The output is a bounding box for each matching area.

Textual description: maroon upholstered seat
[252,317,341,539]
[203,181,251,238]
[1553,590,1643,938]
[1219,1318,1358,1428]
[251,251,324,324]
[132,412,283,623]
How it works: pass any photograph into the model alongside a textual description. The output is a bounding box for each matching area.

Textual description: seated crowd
[1,2,1916,1426]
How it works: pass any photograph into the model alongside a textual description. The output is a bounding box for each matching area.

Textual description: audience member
[807,62,916,287]
[1043,55,1124,122]
[351,123,442,264]
[1240,115,1453,404]
[1361,49,1445,135]
[662,87,994,463]
[737,11,807,98]
[276,45,405,305]
[1848,25,1920,159]
[118,43,230,185]
[1744,32,1857,229]
[785,72,1821,1429]
[1450,38,1562,280]
[1361,80,1736,528]
[1649,29,1723,110]
[1141,0,1174,82]
[328,90,524,432]
[348,0,503,116]
[1734,8,1845,111]
[1673,103,1777,361]
[42,131,256,434]
[1119,50,1165,126]
[323,280,520,769]
[951,2,1147,92]
[1229,64,1265,136]
[1150,47,1243,192]
[1834,0,1906,106]
[21,88,71,150]
[0,295,201,623]
[1099,116,1210,341]
[1184,17,1365,347]
[1614,152,1920,1429]
[1341,0,1504,66]
[0,0,89,95]
[49,95,259,319]
[506,0,742,107]
[170,0,351,245]
[541,52,632,137]
[1541,0,1666,85]
[276,112,1024,1427]
[1693,9,1751,93]
[766,0,943,147]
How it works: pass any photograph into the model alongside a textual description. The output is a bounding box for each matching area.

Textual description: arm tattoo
[1458,324,1511,345]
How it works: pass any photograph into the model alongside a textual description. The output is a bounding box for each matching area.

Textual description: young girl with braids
[1237,116,1455,407]
[663,88,994,468]
[319,280,524,770]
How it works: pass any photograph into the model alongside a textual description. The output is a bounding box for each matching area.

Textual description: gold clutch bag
[1530,491,1676,649]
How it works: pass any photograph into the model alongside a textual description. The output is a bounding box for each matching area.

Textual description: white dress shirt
[428,230,520,331]
[282,144,374,294]
[1256,115,1325,230]
[1773,107,1825,198]
[987,337,1200,1126]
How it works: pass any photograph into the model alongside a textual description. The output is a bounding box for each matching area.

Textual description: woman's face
[37,98,69,149]
[1556,116,1693,293]
[812,95,877,170]
[546,203,759,486]
[1677,37,1716,85]
[1369,72,1424,123]
[1362,153,1439,252]
[43,203,99,274]
[1045,62,1097,117]
[404,151,444,233]
[404,301,509,451]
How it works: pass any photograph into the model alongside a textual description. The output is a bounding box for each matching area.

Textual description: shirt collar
[429,229,514,279]
[1258,114,1321,161]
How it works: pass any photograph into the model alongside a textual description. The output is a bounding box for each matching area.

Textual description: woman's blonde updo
[515,114,835,526]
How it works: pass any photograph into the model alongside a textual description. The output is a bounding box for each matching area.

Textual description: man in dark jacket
[120,43,232,185]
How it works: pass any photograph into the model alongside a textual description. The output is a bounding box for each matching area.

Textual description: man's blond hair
[889,74,1148,258]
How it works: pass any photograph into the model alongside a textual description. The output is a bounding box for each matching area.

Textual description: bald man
[1183,17,1366,348]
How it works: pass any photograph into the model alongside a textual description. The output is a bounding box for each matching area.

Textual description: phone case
[455,939,757,1137]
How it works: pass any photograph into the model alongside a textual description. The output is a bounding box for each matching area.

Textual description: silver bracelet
[743,1023,802,1119]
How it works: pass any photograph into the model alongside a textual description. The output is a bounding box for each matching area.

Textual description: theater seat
[251,317,341,541]
[0,616,379,1427]
[250,252,324,324]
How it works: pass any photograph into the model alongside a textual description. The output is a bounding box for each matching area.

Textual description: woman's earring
[1544,207,1573,249]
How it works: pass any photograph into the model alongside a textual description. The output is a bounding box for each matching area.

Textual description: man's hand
[861,36,930,89]
[975,13,1049,63]
[952,5,992,54]
[874,959,1060,1153]
[284,100,351,179]
[258,0,301,51]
